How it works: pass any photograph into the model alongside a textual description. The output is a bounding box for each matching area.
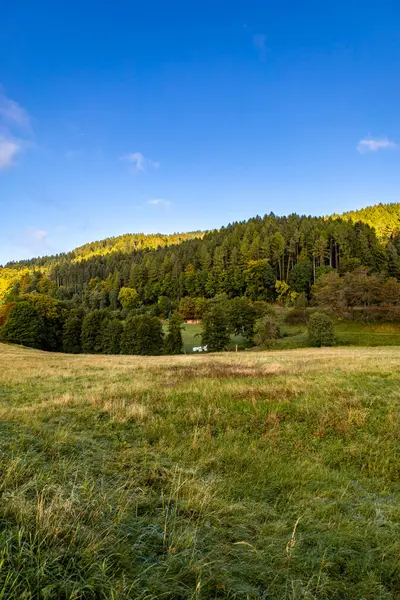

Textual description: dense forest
[1,202,400,354]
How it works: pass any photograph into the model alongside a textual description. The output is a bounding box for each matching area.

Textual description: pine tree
[63,311,83,353]
[164,313,184,354]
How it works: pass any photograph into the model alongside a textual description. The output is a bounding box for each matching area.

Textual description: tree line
[1,206,400,354]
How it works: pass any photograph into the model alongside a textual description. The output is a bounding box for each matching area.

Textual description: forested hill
[5,231,205,269]
[1,202,400,308]
[334,202,400,240]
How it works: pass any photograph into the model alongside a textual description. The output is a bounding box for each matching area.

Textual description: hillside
[0,343,399,598]
[334,202,400,240]
[1,203,400,336]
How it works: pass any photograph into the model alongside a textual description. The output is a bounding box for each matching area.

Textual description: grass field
[0,343,400,598]
[165,323,244,353]
[179,320,400,353]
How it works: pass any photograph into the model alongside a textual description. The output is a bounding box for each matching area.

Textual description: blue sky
[1,0,400,264]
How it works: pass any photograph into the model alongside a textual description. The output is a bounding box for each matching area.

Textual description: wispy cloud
[120,151,159,172]
[0,91,32,171]
[0,91,31,131]
[357,137,398,153]
[0,137,22,170]
[253,33,267,59]
[148,198,172,208]
[30,228,48,241]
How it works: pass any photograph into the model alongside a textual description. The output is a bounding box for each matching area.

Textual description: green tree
[308,312,335,347]
[100,318,123,354]
[178,297,196,320]
[63,311,84,353]
[164,313,184,354]
[201,302,230,352]
[0,302,46,349]
[244,259,276,300]
[118,287,140,311]
[121,315,164,355]
[81,310,107,353]
[228,297,257,346]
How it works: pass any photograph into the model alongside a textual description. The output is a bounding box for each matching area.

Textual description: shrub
[284,308,308,325]
[308,312,335,347]
[254,315,280,347]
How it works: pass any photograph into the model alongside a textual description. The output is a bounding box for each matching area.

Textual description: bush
[284,308,308,325]
[254,315,280,348]
[308,312,335,347]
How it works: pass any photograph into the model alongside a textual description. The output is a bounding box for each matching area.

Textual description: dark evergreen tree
[101,317,123,354]
[121,314,164,355]
[164,313,184,354]
[63,311,84,353]
[0,302,46,349]
[81,310,107,353]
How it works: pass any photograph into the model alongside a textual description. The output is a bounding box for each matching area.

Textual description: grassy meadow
[179,320,400,353]
[0,343,399,598]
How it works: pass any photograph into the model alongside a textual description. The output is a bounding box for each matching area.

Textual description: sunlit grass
[0,343,399,598]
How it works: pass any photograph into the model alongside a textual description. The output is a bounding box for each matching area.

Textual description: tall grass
[0,344,399,598]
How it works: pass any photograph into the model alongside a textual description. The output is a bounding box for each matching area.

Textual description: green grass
[0,343,399,598]
[277,321,400,350]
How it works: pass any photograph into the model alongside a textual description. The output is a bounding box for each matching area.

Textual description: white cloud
[120,151,159,171]
[357,137,398,153]
[0,91,32,171]
[0,137,21,170]
[148,198,172,207]
[30,229,48,241]
[0,92,31,130]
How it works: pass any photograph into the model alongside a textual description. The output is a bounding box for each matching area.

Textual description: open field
[179,321,400,353]
[0,343,399,598]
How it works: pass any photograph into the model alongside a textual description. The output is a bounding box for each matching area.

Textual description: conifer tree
[63,311,84,353]
[81,310,107,353]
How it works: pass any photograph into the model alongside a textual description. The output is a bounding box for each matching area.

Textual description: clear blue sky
[1,0,400,264]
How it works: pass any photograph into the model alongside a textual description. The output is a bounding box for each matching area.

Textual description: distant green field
[278,321,400,350]
[174,320,400,353]
[165,322,245,353]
